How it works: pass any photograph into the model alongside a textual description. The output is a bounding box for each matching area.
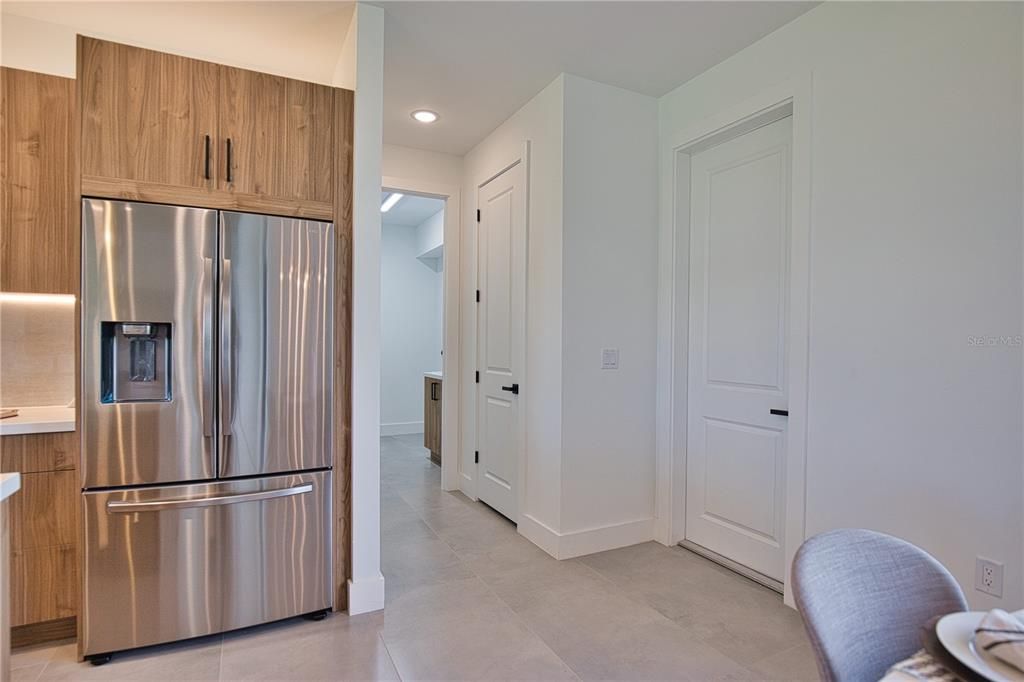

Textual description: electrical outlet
[975,557,1004,598]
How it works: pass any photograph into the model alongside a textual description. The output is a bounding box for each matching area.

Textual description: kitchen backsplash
[0,298,75,407]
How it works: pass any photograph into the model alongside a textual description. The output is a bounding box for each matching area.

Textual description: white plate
[936,611,1024,682]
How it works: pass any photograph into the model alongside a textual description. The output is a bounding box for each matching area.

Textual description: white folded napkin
[975,608,1024,672]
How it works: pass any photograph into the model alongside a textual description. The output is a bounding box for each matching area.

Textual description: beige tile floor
[10,435,818,681]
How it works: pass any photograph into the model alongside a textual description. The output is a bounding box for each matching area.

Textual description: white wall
[462,76,566,535]
[380,221,443,434]
[659,1,1024,608]
[383,144,463,189]
[460,74,660,558]
[0,2,357,88]
[348,2,386,615]
[415,209,444,258]
[560,75,659,538]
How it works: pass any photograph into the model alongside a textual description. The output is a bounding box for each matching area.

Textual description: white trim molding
[349,1,387,616]
[654,75,814,608]
[346,574,386,616]
[380,421,424,436]
[382,174,462,493]
[519,514,654,560]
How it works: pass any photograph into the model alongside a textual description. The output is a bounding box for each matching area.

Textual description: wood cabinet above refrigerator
[78,36,342,220]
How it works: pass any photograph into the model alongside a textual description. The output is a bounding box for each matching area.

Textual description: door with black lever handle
[501,383,519,395]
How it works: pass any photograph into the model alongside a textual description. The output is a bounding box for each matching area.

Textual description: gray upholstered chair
[792,529,967,682]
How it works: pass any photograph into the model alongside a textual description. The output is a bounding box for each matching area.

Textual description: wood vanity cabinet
[424,377,442,464]
[0,433,79,647]
[78,36,337,217]
[0,68,79,294]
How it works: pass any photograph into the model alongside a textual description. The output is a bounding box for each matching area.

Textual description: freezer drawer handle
[106,483,313,513]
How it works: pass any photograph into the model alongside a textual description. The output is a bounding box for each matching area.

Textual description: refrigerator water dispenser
[101,322,172,402]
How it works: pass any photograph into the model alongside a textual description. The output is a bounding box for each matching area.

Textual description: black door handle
[204,135,211,180]
[501,383,519,395]
[770,409,789,416]
[226,137,233,183]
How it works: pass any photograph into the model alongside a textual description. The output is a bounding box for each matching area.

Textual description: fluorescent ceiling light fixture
[381,193,404,212]
[411,110,439,124]
[0,292,76,305]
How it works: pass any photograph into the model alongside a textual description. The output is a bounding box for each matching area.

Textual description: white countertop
[0,473,21,502]
[424,371,442,381]
[0,406,76,436]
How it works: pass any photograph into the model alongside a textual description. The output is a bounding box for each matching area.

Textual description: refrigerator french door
[80,199,334,657]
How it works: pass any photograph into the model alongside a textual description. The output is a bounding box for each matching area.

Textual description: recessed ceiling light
[411,110,439,124]
[381,192,404,212]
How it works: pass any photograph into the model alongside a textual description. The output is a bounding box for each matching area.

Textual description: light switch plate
[601,348,619,370]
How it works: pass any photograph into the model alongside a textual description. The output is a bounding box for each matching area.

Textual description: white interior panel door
[685,117,792,582]
[476,161,526,521]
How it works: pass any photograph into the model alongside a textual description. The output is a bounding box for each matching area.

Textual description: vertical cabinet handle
[225,138,233,183]
[430,382,438,401]
[204,135,211,180]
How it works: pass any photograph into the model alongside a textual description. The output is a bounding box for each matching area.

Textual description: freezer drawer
[81,471,332,656]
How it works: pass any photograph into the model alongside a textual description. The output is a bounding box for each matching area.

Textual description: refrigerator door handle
[220,257,234,476]
[201,257,215,438]
[106,483,313,513]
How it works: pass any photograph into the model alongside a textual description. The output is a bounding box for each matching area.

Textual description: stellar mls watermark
[967,335,1023,348]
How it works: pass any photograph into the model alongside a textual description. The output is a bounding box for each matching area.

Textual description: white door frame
[382,175,462,492]
[461,142,530,524]
[654,77,812,607]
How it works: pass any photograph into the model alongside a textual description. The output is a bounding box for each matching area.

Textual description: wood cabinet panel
[0,432,77,473]
[332,87,353,611]
[79,36,218,190]
[9,470,77,552]
[1,499,9,676]
[0,435,79,634]
[424,378,442,464]
[80,175,333,220]
[0,68,78,294]
[11,544,77,626]
[219,67,334,203]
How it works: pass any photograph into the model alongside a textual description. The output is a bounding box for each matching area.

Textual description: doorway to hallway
[379,191,446,469]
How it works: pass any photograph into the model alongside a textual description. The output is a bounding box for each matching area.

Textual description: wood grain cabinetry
[0,68,78,294]
[0,433,78,644]
[79,37,217,191]
[219,67,334,203]
[1,494,10,680]
[424,377,442,464]
[79,36,337,218]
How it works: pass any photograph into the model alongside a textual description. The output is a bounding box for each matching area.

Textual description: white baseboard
[518,514,654,560]
[380,421,424,436]
[347,574,385,615]
[518,513,561,558]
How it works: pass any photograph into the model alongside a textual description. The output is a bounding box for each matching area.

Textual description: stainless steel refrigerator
[80,199,334,660]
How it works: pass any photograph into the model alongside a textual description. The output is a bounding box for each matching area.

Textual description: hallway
[379,434,817,680]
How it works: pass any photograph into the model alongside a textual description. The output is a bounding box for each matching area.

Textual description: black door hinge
[474,451,479,464]
[476,209,481,222]
[475,289,480,302]
[475,371,480,383]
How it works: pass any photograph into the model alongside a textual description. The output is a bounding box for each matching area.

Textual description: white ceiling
[381,192,445,228]
[375,1,818,155]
